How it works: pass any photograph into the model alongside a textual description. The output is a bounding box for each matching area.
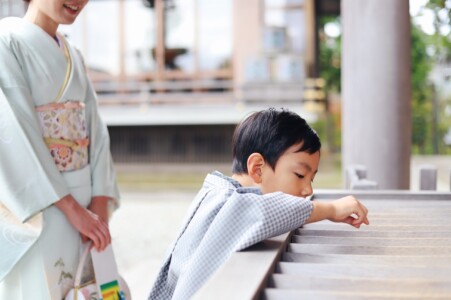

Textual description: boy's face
[260,143,320,198]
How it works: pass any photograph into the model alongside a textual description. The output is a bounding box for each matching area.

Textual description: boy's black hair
[232,108,321,174]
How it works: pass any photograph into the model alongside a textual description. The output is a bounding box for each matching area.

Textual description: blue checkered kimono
[149,171,313,300]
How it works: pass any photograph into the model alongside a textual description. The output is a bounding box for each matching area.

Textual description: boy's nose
[300,183,313,198]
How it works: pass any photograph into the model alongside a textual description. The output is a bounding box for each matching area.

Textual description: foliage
[417,0,451,153]
[411,22,433,153]
[313,17,342,153]
[318,17,341,93]
[425,0,451,62]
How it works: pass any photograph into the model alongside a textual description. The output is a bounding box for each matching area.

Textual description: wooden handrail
[193,233,292,300]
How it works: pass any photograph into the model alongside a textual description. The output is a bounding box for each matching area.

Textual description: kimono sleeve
[84,79,120,206]
[226,190,313,251]
[171,190,313,299]
[0,39,70,222]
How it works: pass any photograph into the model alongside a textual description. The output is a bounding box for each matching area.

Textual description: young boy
[148,108,369,300]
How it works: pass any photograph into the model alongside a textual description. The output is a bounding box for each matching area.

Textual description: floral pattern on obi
[35,101,89,172]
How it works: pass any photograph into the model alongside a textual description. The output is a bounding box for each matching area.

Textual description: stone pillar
[341,0,411,189]
[419,165,437,191]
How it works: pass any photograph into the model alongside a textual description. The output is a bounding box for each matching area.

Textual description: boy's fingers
[353,202,369,224]
[351,211,369,226]
[352,211,365,224]
[342,216,356,225]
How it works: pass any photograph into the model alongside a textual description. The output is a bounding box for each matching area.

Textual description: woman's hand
[88,196,111,223]
[55,194,111,251]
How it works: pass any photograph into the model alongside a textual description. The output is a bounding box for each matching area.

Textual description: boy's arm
[307,195,369,228]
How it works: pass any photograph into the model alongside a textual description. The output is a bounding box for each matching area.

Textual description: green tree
[315,17,342,153]
[425,0,451,63]
[416,0,451,154]
[319,17,341,93]
[411,22,433,153]
[317,12,448,154]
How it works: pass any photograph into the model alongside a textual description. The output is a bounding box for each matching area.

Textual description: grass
[116,153,343,192]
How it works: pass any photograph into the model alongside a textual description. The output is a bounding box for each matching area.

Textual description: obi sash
[35,101,89,172]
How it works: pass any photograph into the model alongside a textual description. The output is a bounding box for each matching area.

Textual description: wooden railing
[194,190,451,299]
[93,79,234,105]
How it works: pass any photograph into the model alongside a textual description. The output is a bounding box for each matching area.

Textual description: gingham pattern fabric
[148,171,313,300]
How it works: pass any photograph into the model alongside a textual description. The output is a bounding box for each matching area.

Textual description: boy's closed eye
[295,172,315,183]
[295,172,305,179]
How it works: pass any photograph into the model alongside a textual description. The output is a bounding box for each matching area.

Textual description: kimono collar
[0,17,68,61]
[208,171,242,188]
[206,171,262,195]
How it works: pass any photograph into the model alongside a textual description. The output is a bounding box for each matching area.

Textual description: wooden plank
[268,274,451,293]
[296,229,451,238]
[362,206,451,213]
[262,288,451,300]
[282,252,451,266]
[310,215,451,222]
[276,262,451,279]
[193,233,291,300]
[288,243,451,255]
[311,189,451,200]
[97,92,234,105]
[301,224,451,231]
[94,80,234,92]
[291,235,451,246]
[313,216,451,225]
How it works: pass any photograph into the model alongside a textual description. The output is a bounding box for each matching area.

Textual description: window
[60,0,232,81]
[0,0,26,18]
[61,0,120,77]
[198,0,232,71]
[125,0,156,74]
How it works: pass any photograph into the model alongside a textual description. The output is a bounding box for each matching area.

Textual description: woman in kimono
[0,0,120,299]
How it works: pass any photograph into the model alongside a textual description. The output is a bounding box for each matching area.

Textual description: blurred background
[1,0,450,298]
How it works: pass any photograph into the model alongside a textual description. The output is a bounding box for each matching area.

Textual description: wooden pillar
[341,0,411,189]
[118,0,126,83]
[155,0,165,81]
[232,0,263,100]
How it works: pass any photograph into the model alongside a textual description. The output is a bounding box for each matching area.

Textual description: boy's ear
[247,153,265,184]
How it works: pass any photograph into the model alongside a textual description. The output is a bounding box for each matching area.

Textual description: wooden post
[419,165,437,191]
[155,0,166,81]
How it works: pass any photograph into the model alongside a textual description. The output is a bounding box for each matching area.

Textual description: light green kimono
[0,17,120,299]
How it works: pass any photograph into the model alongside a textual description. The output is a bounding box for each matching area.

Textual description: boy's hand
[307,195,369,228]
[330,195,369,228]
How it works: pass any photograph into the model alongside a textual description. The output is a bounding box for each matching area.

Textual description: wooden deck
[194,191,451,300]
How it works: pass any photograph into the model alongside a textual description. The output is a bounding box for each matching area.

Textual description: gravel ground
[110,191,194,300]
